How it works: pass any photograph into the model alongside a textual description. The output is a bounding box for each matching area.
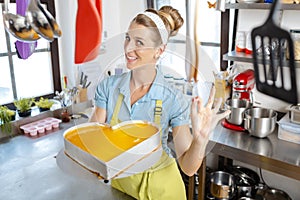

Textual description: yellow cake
[63,120,161,179]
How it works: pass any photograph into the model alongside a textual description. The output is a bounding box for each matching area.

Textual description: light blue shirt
[94,68,190,156]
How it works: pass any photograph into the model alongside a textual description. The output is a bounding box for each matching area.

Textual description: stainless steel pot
[210,171,235,199]
[225,99,250,125]
[238,197,256,200]
[259,187,292,200]
[244,107,277,138]
[225,165,262,198]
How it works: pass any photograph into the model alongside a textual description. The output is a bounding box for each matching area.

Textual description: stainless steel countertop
[1,112,300,199]
[0,118,134,200]
[208,121,300,181]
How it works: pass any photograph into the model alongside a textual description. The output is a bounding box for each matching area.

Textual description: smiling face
[124,22,163,70]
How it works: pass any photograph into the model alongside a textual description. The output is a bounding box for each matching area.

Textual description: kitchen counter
[210,122,300,180]
[190,121,300,200]
[0,118,134,200]
[1,108,300,200]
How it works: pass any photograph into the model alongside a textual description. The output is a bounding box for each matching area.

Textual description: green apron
[110,94,186,200]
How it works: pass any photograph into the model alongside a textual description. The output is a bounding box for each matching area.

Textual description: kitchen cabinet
[188,3,300,200]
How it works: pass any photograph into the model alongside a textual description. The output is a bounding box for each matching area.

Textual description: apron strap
[154,99,162,128]
[110,94,124,126]
[111,94,163,128]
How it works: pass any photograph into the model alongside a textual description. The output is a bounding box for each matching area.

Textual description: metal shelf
[223,51,300,67]
[223,51,253,63]
[225,3,300,10]
[210,124,300,181]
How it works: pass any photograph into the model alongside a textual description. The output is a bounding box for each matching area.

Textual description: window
[0,0,61,107]
[147,0,221,80]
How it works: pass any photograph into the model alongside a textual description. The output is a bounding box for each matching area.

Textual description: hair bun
[159,6,184,37]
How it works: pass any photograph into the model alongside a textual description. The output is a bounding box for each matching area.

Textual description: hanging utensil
[36,1,62,38]
[2,0,40,41]
[75,0,102,64]
[251,0,298,104]
[26,0,54,41]
[15,0,38,59]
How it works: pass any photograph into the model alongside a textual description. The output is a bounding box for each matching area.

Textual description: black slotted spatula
[251,0,298,104]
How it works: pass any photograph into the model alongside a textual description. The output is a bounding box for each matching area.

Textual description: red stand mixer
[222,69,255,131]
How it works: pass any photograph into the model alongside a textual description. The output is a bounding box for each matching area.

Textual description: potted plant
[14,97,34,117]
[35,97,55,112]
[0,106,16,134]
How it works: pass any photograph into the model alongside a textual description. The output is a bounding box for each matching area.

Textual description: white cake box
[63,120,162,180]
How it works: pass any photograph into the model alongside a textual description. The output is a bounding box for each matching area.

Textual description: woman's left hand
[191,86,231,144]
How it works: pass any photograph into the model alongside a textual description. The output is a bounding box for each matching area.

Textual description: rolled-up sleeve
[169,93,190,128]
[94,77,109,109]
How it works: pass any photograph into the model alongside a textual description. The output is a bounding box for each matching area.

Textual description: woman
[90,5,230,200]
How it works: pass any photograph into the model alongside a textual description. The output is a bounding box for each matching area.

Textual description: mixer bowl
[244,107,277,138]
[225,99,251,125]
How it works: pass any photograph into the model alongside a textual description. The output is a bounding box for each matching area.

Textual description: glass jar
[235,31,246,53]
[291,29,300,60]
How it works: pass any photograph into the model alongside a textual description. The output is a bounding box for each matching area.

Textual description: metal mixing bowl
[225,99,251,125]
[244,107,277,138]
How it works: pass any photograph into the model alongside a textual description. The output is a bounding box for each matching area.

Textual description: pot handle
[244,117,250,130]
[255,182,267,190]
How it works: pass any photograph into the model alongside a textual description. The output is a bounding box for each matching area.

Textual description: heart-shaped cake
[63,120,161,179]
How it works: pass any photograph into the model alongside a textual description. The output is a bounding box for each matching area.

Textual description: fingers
[191,96,203,113]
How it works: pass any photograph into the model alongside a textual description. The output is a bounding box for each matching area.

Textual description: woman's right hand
[190,86,231,145]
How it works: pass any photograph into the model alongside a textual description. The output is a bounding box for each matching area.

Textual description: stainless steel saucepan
[210,171,235,199]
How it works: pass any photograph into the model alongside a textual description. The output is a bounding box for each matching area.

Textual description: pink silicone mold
[20,117,62,137]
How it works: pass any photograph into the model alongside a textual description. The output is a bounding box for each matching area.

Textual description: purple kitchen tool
[15,0,37,59]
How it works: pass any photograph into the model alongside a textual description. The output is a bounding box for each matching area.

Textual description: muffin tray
[20,117,62,137]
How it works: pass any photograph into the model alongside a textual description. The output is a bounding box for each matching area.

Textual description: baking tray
[63,121,161,180]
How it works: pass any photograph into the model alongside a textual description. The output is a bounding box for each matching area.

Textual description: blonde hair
[132,6,184,45]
